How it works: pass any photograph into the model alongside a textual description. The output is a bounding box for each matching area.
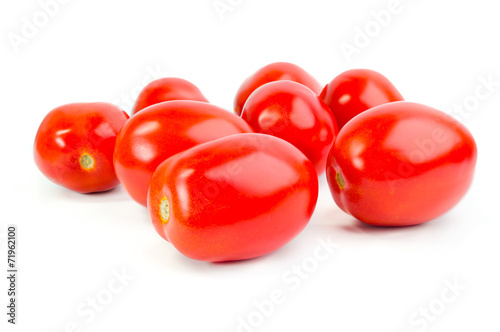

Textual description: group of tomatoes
[34,62,477,262]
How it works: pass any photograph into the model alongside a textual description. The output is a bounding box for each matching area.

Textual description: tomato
[34,102,129,193]
[114,100,253,206]
[234,62,321,116]
[319,69,403,129]
[148,133,318,262]
[241,80,338,175]
[132,77,208,115]
[326,101,477,226]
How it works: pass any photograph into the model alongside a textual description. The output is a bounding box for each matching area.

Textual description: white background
[1,0,499,331]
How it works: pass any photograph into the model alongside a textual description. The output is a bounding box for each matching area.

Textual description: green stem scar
[336,171,345,190]
[160,197,170,224]
[79,154,95,170]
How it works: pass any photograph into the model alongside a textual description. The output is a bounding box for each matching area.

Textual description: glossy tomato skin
[114,100,253,206]
[319,69,403,129]
[326,102,477,226]
[132,77,208,115]
[241,80,338,175]
[234,62,321,116]
[148,133,319,262]
[34,102,129,193]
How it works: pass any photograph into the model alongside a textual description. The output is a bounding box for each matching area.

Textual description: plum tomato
[319,69,403,129]
[132,77,208,115]
[148,133,319,262]
[326,101,477,226]
[114,100,253,206]
[241,80,338,175]
[34,102,129,193]
[234,62,321,116]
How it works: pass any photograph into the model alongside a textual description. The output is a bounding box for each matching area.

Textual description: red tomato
[132,77,208,115]
[34,102,129,193]
[114,100,253,206]
[148,133,318,262]
[319,69,403,129]
[326,102,477,226]
[234,62,321,116]
[241,80,338,175]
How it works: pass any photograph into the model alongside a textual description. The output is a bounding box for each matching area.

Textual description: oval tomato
[319,69,403,129]
[148,133,318,262]
[34,102,129,193]
[241,80,338,175]
[234,62,321,116]
[132,77,208,115]
[326,101,477,226]
[114,100,253,206]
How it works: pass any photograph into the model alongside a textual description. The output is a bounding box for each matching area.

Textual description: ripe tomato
[114,100,253,206]
[234,62,321,116]
[132,77,208,115]
[241,80,338,175]
[34,102,129,193]
[319,69,403,129]
[326,102,477,226]
[148,133,319,262]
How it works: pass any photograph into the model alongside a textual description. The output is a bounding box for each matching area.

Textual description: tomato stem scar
[336,171,345,190]
[160,197,170,224]
[79,153,95,170]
